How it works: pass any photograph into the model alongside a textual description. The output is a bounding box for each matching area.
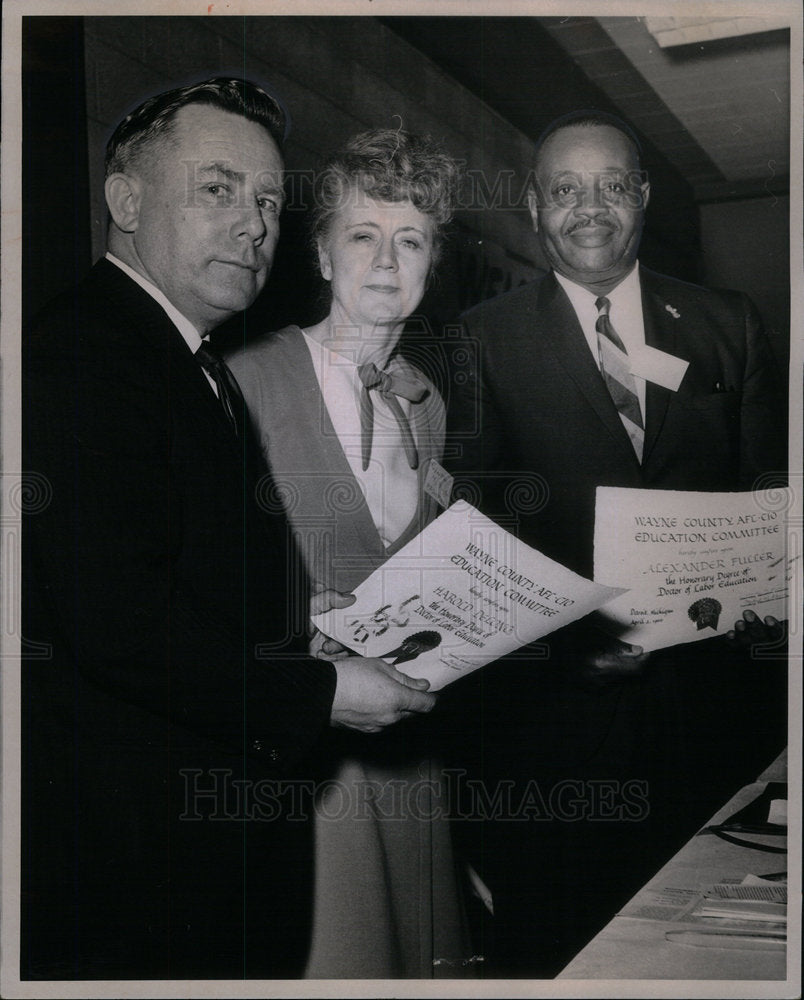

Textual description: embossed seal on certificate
[688,597,722,631]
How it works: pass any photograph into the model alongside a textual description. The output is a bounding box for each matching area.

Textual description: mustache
[566,217,618,235]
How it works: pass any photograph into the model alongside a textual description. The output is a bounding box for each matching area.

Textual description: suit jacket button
[251,739,263,752]
[269,748,280,762]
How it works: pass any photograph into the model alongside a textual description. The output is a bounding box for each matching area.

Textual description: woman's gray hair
[311,128,461,267]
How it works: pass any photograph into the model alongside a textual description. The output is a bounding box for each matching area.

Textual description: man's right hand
[330,657,437,733]
[726,609,786,651]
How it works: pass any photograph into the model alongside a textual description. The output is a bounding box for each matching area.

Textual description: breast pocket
[678,389,743,413]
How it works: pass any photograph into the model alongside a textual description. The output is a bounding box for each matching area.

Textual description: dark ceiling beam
[539,15,727,190]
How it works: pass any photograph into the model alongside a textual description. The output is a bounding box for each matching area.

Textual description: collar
[301,329,402,380]
[554,264,644,356]
[106,252,204,355]
[553,262,641,313]
[301,328,357,383]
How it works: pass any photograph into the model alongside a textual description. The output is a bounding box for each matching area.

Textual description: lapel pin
[665,304,681,319]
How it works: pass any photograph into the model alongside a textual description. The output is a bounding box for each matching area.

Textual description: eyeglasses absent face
[317,189,435,331]
[121,103,285,333]
[529,124,650,294]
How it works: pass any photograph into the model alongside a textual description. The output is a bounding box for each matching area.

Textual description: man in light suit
[446,110,786,975]
[22,77,435,980]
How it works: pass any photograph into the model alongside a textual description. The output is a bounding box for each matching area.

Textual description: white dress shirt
[554,264,646,419]
[301,331,419,548]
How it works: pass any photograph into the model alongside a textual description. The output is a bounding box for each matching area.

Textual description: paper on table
[625,879,787,927]
[312,501,625,690]
[622,883,703,922]
[696,883,787,925]
[593,486,793,651]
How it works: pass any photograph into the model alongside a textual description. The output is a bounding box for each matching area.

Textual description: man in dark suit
[446,110,786,975]
[22,77,435,981]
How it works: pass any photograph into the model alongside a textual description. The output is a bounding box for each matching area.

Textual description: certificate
[312,501,625,690]
[594,487,793,651]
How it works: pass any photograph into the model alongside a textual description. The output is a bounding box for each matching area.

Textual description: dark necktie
[195,343,246,440]
[357,362,428,471]
[595,297,644,462]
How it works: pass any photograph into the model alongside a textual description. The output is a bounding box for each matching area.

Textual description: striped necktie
[595,296,644,462]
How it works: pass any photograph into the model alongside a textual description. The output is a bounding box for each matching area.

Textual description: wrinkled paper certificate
[312,501,624,690]
[594,486,792,651]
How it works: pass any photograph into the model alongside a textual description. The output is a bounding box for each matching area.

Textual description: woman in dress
[227,129,472,978]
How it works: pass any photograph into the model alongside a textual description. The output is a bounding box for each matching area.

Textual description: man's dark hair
[105,76,288,178]
[534,109,643,168]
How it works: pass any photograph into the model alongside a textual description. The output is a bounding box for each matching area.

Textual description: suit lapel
[640,268,678,465]
[537,273,640,466]
[170,329,246,456]
[94,259,245,458]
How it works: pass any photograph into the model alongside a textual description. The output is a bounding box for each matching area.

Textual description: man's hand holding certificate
[312,501,624,690]
[593,487,792,651]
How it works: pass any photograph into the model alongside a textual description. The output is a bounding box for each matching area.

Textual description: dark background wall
[22,15,790,369]
[22,17,91,319]
[699,195,790,364]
